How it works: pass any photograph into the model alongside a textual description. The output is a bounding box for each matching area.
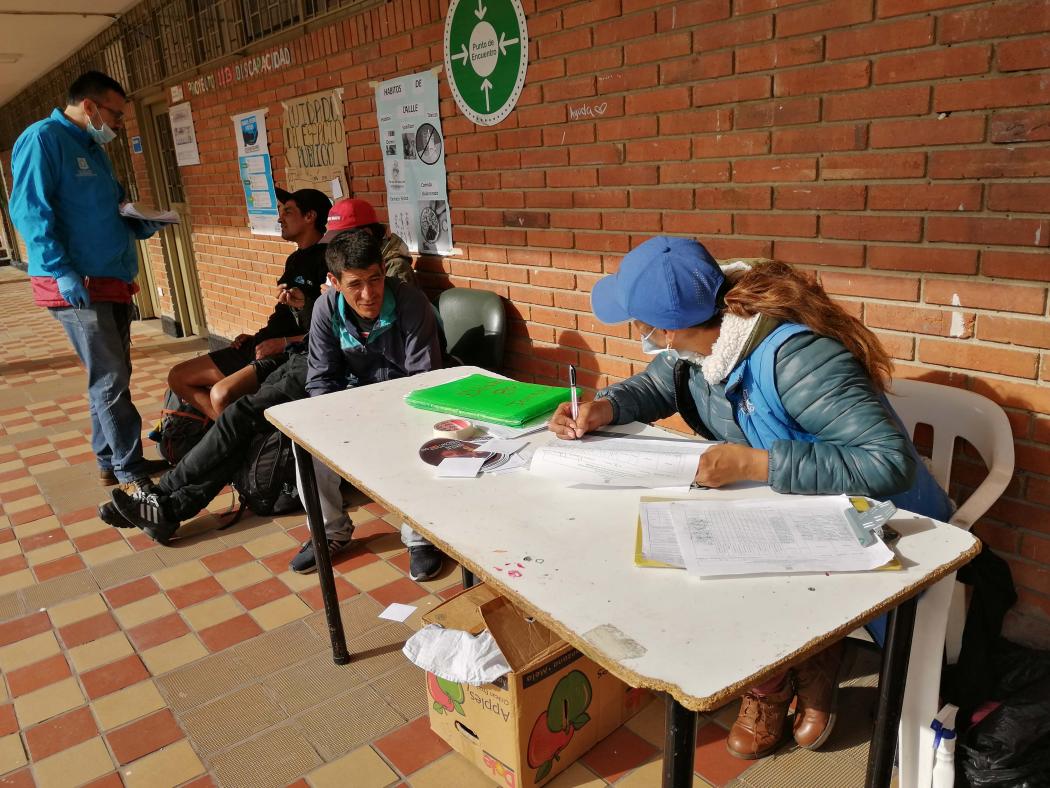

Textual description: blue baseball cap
[590,236,726,329]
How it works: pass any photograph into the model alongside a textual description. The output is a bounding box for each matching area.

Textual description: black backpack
[230,429,302,517]
[157,389,211,465]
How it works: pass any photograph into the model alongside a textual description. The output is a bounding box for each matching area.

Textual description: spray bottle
[931,703,959,788]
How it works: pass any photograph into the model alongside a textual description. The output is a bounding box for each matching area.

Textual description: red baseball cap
[321,198,380,243]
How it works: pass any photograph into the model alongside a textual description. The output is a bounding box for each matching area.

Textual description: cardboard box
[423,584,650,788]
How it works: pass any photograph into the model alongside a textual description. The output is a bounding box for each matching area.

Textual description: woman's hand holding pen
[695,444,769,487]
[549,399,614,440]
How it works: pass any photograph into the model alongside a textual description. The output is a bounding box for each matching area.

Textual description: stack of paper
[119,203,180,224]
[638,496,895,577]
[530,435,713,489]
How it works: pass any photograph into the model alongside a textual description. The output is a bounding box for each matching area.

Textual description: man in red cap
[321,197,416,287]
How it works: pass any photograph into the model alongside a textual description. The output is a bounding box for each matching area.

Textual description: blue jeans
[50,302,146,482]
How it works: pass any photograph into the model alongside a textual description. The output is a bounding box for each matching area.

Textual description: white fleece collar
[701,312,761,385]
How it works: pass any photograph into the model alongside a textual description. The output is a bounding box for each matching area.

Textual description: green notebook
[405,374,571,426]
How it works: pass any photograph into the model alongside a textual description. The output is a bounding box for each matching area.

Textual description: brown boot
[792,641,846,750]
[726,680,794,759]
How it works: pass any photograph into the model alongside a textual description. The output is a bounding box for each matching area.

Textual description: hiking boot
[99,468,118,486]
[110,488,179,545]
[793,641,845,750]
[409,545,443,581]
[726,680,794,760]
[289,536,352,574]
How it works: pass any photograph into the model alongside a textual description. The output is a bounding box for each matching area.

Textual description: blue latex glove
[140,220,166,236]
[56,273,90,309]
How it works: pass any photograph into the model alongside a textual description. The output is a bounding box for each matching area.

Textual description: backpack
[230,429,302,517]
[157,389,211,465]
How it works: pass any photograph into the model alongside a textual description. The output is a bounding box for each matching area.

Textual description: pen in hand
[569,364,579,423]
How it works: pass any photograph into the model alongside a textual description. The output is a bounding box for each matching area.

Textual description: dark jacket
[306,278,442,398]
[254,242,328,342]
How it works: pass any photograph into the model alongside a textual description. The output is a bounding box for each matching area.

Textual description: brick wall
[8,0,1050,617]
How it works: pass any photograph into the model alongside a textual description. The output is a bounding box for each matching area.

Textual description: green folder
[405,374,572,426]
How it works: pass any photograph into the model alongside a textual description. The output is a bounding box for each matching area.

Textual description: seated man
[320,196,416,286]
[166,188,331,421]
[103,231,445,582]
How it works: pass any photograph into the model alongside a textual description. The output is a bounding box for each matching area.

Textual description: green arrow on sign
[444,0,529,126]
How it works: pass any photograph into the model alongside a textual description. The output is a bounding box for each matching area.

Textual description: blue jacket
[306,278,443,398]
[10,109,146,283]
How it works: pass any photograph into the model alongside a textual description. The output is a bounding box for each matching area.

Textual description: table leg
[865,596,918,788]
[461,567,477,588]
[292,443,349,665]
[662,694,696,788]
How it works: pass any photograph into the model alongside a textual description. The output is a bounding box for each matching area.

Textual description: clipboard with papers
[635,495,903,576]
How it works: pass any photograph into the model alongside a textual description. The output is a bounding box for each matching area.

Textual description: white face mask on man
[87,107,117,145]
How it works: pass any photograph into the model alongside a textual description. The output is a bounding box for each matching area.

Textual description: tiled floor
[0,265,881,787]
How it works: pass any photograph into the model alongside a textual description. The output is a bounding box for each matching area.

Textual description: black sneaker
[110,488,179,545]
[98,500,136,529]
[289,537,352,575]
[409,545,443,581]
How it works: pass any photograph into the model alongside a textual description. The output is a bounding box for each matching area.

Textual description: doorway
[139,98,208,337]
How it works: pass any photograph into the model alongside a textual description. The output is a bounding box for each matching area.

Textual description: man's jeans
[50,302,145,482]
[297,458,434,549]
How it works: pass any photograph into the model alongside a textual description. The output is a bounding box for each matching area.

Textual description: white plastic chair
[885,379,1014,788]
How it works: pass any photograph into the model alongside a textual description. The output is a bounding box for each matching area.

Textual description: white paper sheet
[378,602,417,622]
[119,203,180,224]
[530,437,713,489]
[477,438,528,455]
[664,496,894,577]
[639,501,686,567]
[437,456,486,478]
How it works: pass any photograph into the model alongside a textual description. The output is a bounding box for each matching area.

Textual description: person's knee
[167,362,188,392]
[210,384,231,416]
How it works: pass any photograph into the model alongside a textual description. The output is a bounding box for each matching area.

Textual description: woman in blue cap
[549,236,952,760]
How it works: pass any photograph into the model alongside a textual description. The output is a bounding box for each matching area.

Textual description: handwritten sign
[281,88,348,200]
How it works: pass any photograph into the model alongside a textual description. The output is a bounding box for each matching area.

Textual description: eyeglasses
[96,103,125,122]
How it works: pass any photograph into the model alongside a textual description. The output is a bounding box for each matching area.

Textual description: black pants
[158,353,308,520]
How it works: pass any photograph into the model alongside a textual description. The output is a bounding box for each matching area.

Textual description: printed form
[530,436,714,489]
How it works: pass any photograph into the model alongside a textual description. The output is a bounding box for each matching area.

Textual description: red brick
[127,613,190,651]
[375,716,452,776]
[875,46,991,84]
[780,0,872,35]
[81,655,150,700]
[773,185,864,211]
[539,28,592,60]
[626,31,690,64]
[695,187,771,210]
[998,35,1050,72]
[25,707,98,761]
[7,654,71,697]
[822,215,923,243]
[594,11,656,45]
[930,148,1050,179]
[735,37,823,74]
[988,184,1050,213]
[927,216,1050,248]
[990,109,1050,143]
[563,0,621,27]
[826,17,934,59]
[693,131,769,159]
[869,246,978,275]
[659,53,733,86]
[1021,533,1050,564]
[693,75,771,105]
[625,87,691,115]
[660,162,731,184]
[774,61,870,97]
[736,213,817,238]
[0,612,50,647]
[595,116,657,141]
[867,304,973,338]
[734,97,820,129]
[982,250,1050,282]
[733,157,816,183]
[772,125,867,154]
[821,152,926,180]
[870,117,986,149]
[630,188,694,210]
[925,280,1046,315]
[35,554,86,582]
[773,240,866,268]
[939,1,1050,44]
[106,709,183,765]
[874,332,915,360]
[626,139,691,162]
[820,272,919,301]
[919,339,1038,378]
[692,15,773,51]
[104,577,160,608]
[659,108,733,136]
[827,85,931,121]
[935,73,1050,112]
[662,212,733,235]
[198,614,264,652]
[979,316,1050,350]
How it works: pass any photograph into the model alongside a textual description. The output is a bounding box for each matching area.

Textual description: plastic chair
[437,288,506,371]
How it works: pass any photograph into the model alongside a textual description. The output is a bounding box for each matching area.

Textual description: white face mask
[87,108,117,145]
[640,327,663,355]
[641,326,705,365]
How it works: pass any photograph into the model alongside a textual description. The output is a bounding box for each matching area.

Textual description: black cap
[275,187,332,227]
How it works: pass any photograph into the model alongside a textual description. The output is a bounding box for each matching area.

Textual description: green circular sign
[444,0,529,126]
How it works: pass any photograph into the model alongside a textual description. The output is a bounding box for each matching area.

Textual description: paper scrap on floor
[530,435,714,489]
[649,495,894,577]
[119,202,180,224]
[379,602,417,622]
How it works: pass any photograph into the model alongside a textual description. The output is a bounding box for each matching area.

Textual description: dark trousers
[158,353,308,520]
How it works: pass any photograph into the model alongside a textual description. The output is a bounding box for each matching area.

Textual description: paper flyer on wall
[168,102,200,166]
[281,88,349,201]
[375,70,452,255]
[231,108,281,236]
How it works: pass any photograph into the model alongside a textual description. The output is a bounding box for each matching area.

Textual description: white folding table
[266,366,979,788]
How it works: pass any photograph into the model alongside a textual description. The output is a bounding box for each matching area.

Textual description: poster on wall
[231,108,280,236]
[169,102,200,166]
[281,88,349,201]
[375,70,452,255]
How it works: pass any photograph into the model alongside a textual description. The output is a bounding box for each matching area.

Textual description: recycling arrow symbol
[444,0,529,126]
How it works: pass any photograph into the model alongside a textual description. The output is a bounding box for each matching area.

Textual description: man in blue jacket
[9,71,164,492]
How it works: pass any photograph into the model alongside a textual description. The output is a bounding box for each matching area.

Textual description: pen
[569,364,579,421]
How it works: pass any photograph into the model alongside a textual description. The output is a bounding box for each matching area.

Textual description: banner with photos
[375,70,452,254]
